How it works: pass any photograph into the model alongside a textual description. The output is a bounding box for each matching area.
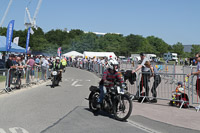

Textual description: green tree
[191,45,200,57]
[126,34,153,55]
[172,42,184,56]
[146,36,169,56]
[45,29,67,45]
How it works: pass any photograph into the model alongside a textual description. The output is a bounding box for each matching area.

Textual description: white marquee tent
[83,51,116,59]
[62,51,84,57]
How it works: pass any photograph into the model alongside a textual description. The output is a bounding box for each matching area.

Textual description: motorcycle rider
[52,57,63,82]
[97,59,124,108]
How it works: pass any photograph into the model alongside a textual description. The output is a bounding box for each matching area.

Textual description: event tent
[83,51,116,59]
[62,51,84,57]
[0,36,26,53]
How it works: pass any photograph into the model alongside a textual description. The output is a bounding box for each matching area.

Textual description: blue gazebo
[0,36,26,53]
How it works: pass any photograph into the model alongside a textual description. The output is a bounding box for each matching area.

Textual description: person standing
[6,55,15,87]
[132,53,153,99]
[26,55,35,81]
[187,53,200,111]
[145,61,161,103]
[41,56,49,81]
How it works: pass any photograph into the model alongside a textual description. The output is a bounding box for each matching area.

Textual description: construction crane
[0,0,13,27]
[24,0,43,29]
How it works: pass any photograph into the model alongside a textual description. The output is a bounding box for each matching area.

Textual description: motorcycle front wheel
[113,94,132,121]
[89,91,100,112]
[52,76,56,88]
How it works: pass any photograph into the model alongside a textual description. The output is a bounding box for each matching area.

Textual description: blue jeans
[98,85,107,103]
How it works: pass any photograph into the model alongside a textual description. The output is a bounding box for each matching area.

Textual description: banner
[6,20,15,51]
[57,47,61,57]
[13,37,19,45]
[26,27,31,53]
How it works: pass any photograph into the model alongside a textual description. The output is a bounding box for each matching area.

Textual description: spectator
[35,56,40,65]
[170,81,189,107]
[185,58,188,65]
[132,53,153,100]
[145,61,161,103]
[26,55,35,81]
[41,56,49,81]
[6,55,15,87]
[187,53,200,111]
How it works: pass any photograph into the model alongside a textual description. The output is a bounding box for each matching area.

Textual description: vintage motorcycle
[51,70,60,88]
[87,81,132,121]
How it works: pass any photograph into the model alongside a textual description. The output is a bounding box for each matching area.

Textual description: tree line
[0,27,199,57]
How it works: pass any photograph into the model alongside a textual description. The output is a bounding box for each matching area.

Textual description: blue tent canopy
[0,36,26,53]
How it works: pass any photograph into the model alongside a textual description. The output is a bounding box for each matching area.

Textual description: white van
[145,54,157,62]
[163,52,178,61]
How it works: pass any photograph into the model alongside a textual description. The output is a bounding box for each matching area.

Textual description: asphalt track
[0,67,199,133]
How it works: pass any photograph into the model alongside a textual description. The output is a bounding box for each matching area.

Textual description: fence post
[191,75,194,104]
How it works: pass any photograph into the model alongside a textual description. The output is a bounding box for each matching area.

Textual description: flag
[13,37,19,45]
[6,20,15,51]
[57,47,61,57]
[26,27,31,54]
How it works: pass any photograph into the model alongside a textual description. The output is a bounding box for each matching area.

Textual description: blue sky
[0,0,200,45]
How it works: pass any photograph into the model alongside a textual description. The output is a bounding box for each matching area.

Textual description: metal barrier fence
[71,60,200,109]
[136,72,190,108]
[0,65,51,93]
[0,69,9,92]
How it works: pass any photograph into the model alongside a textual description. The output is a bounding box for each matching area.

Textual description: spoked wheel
[89,92,100,112]
[114,94,132,121]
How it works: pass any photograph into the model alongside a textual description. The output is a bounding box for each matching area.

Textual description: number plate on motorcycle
[52,71,57,75]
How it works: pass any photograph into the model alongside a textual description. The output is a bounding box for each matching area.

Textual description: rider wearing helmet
[97,59,123,108]
[52,57,63,81]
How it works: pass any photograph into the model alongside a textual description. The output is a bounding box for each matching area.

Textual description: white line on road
[0,129,6,133]
[127,120,161,133]
[9,127,29,133]
[74,84,83,87]
[71,81,78,86]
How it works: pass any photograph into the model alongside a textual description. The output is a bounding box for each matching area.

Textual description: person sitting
[170,81,189,107]
[96,59,123,108]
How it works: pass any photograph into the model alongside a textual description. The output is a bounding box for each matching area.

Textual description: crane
[24,0,43,29]
[0,0,13,27]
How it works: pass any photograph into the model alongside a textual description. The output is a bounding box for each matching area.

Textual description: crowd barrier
[0,65,51,93]
[136,72,190,108]
[71,60,200,109]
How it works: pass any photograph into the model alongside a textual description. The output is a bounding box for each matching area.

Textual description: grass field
[0,76,6,82]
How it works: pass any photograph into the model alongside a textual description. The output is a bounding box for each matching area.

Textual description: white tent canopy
[62,51,83,57]
[83,51,116,59]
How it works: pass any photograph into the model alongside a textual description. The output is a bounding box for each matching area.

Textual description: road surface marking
[9,127,29,133]
[71,81,78,86]
[0,129,6,133]
[74,84,83,87]
[127,120,161,133]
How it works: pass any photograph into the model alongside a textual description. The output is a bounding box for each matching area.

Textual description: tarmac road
[0,67,199,133]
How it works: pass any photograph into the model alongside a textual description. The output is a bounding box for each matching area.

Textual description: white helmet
[107,59,119,70]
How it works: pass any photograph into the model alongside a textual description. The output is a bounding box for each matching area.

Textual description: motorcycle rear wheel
[114,94,132,121]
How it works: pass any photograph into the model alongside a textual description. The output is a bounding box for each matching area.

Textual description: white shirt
[141,57,150,72]
[42,59,49,67]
